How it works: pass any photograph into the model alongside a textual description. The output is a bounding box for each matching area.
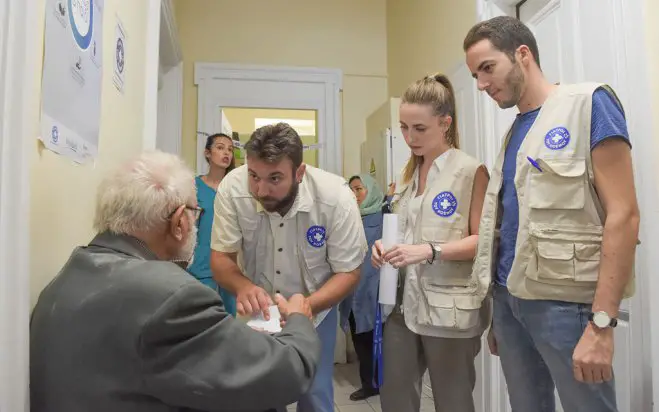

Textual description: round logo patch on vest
[544,127,570,150]
[432,191,458,217]
[306,225,326,248]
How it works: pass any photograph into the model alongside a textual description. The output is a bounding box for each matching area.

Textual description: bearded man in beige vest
[464,16,640,412]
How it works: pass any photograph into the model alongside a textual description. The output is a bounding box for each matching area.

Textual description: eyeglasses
[169,205,203,223]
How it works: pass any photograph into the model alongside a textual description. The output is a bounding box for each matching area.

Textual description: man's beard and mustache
[497,61,525,109]
[256,180,299,215]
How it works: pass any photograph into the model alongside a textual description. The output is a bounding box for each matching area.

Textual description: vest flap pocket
[421,224,463,243]
[425,290,455,309]
[534,239,576,281]
[575,244,600,261]
[529,159,586,210]
[574,244,601,282]
[527,224,602,284]
[536,158,586,177]
[417,287,481,330]
[537,240,575,261]
[454,294,483,310]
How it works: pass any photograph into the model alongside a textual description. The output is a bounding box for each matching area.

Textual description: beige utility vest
[474,83,635,304]
[393,149,488,332]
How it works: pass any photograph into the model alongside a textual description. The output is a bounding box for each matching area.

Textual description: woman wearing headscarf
[339,174,386,401]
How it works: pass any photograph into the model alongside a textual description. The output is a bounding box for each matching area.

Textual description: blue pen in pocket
[527,156,543,172]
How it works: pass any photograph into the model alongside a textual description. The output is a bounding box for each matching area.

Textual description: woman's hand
[386,182,396,197]
[382,244,432,269]
[371,240,385,269]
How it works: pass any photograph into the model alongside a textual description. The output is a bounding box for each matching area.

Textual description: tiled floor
[287,363,435,412]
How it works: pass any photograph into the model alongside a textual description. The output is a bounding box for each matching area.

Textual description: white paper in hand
[246,305,282,334]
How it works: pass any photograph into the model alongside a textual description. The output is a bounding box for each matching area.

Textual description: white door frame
[475,0,657,411]
[194,63,343,175]
[144,0,183,153]
[0,0,38,410]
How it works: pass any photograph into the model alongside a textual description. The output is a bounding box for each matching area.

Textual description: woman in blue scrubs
[188,133,237,316]
[340,174,387,401]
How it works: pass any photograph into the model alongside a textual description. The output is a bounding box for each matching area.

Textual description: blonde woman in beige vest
[370,74,490,412]
[463,16,640,412]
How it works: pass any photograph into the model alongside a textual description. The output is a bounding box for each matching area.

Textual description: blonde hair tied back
[400,72,460,184]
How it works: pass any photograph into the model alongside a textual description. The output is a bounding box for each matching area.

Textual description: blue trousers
[492,284,617,412]
[296,306,337,412]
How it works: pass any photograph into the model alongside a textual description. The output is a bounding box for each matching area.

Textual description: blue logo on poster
[68,0,94,50]
[306,225,326,248]
[116,38,125,73]
[51,126,59,143]
[544,127,570,150]
[432,191,458,217]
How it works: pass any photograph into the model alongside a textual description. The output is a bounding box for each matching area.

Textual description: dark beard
[499,62,525,109]
[259,181,299,216]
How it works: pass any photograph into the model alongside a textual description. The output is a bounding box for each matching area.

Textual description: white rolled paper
[378,214,399,305]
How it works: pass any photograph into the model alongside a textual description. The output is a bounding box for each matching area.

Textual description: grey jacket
[30,232,321,412]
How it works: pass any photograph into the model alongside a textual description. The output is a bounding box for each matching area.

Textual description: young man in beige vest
[211,123,368,412]
[463,16,640,411]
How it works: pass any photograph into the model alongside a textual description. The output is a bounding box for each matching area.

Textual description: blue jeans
[296,307,337,412]
[492,284,617,412]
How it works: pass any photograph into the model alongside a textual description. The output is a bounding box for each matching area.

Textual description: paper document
[246,305,282,334]
[379,214,399,305]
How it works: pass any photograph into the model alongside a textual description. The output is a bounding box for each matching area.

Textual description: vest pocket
[526,224,602,284]
[416,279,481,330]
[299,245,332,289]
[528,158,586,210]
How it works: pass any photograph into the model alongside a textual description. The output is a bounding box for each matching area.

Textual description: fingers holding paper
[236,283,273,320]
[371,239,385,268]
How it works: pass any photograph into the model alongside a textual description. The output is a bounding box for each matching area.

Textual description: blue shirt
[187,176,237,315]
[495,87,630,286]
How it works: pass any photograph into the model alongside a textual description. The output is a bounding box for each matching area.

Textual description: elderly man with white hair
[30,151,321,412]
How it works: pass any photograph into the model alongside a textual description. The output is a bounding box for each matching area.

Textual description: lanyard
[372,303,384,388]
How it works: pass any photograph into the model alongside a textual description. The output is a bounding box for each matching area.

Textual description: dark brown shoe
[349,387,379,401]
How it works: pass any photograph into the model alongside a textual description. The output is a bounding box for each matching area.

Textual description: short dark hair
[204,133,236,172]
[245,123,303,168]
[463,16,541,68]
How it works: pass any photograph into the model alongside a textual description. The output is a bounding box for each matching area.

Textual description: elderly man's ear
[169,205,187,241]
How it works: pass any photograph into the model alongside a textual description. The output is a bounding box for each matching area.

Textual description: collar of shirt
[255,174,314,218]
[408,148,454,195]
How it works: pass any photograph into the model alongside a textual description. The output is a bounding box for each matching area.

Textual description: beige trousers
[380,311,481,412]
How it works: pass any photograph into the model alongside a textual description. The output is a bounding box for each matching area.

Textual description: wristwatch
[588,311,618,329]
[426,243,442,264]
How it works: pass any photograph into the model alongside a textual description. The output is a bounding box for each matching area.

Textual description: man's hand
[572,324,614,383]
[236,283,273,320]
[383,244,433,268]
[275,294,312,328]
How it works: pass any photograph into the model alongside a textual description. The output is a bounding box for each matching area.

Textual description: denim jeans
[492,284,617,412]
[296,307,337,412]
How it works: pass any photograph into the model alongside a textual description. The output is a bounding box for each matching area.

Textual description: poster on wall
[40,0,104,164]
[113,17,126,93]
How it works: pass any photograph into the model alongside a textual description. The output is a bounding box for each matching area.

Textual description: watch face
[593,311,610,328]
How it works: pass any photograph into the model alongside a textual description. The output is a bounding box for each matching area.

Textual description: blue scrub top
[187,176,237,316]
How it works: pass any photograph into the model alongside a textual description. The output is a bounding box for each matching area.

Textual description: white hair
[93,150,196,235]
